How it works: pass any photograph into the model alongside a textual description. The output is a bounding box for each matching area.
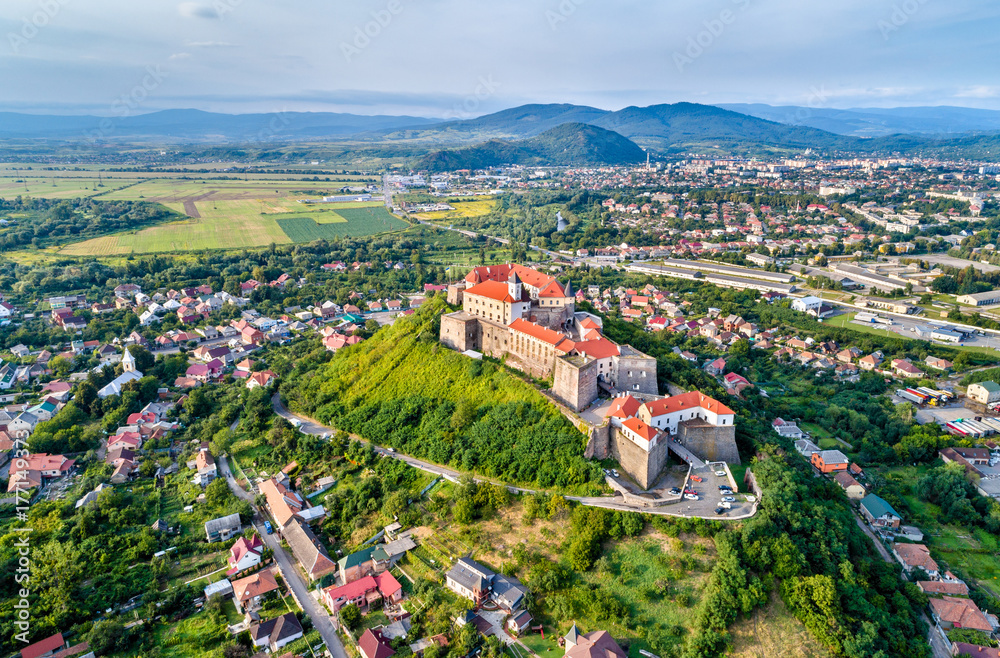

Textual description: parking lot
[913,401,984,426]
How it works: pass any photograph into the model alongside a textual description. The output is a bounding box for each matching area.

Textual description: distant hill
[378,101,860,153]
[718,103,1000,137]
[0,109,439,142]
[7,102,1000,160]
[417,122,646,171]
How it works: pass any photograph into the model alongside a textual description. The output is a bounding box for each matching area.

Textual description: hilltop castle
[439,264,658,411]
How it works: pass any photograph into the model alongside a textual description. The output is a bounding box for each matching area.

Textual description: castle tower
[121,347,137,373]
[508,270,522,300]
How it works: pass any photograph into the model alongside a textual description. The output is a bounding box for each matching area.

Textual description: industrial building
[956,290,1000,307]
[626,263,798,294]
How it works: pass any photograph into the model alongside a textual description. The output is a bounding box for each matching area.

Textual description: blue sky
[1,0,998,116]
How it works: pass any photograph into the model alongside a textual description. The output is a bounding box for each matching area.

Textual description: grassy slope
[284,298,600,490]
[299,298,561,413]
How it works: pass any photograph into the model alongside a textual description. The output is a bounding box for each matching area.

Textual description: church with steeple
[97,347,145,398]
[439,264,657,411]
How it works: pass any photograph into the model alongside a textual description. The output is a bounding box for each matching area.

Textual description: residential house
[7,453,75,492]
[563,626,628,658]
[891,358,922,378]
[444,557,528,612]
[18,632,68,658]
[705,358,726,376]
[246,370,277,390]
[250,612,304,653]
[205,513,243,542]
[282,517,337,581]
[811,449,849,473]
[928,596,994,632]
[925,356,953,371]
[860,494,902,529]
[193,448,217,486]
[358,628,396,658]
[833,471,866,500]
[337,546,386,585]
[228,535,264,574]
[232,569,280,611]
[322,571,403,614]
[259,478,326,530]
[893,543,940,579]
[950,644,998,658]
[774,417,806,439]
[917,581,969,597]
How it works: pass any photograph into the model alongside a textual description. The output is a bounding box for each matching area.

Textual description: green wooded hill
[418,122,646,171]
[280,296,603,491]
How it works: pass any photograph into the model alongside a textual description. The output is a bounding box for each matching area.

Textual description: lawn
[879,465,1000,596]
[514,531,713,658]
[728,591,834,658]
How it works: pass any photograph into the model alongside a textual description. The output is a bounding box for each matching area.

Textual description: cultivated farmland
[57,199,406,255]
[276,206,408,242]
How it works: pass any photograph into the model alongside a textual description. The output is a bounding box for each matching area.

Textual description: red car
[684,489,698,495]
[690,475,703,482]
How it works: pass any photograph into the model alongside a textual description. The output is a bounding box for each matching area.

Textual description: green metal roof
[860,494,901,520]
[337,546,375,572]
[975,381,1000,393]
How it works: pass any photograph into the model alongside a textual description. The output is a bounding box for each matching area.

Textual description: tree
[87,620,127,655]
[205,478,232,509]
[339,603,361,630]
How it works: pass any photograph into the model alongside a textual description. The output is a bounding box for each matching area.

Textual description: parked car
[690,475,703,482]
[719,501,731,509]
[612,470,619,478]
[718,485,732,491]
[745,495,757,503]
[684,493,699,501]
[669,487,681,495]
[714,507,727,515]
[714,470,726,477]
[684,489,698,495]
[722,496,736,503]
[264,520,273,534]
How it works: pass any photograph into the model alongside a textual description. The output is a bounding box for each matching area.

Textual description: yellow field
[414,198,497,221]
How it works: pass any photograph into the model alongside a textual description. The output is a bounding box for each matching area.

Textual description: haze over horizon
[0,0,998,118]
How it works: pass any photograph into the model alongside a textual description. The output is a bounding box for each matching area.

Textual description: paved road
[218,454,347,658]
[270,393,757,520]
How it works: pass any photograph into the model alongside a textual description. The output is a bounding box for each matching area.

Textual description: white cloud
[185,41,236,47]
[955,86,1000,99]
[178,2,219,19]
[169,52,192,60]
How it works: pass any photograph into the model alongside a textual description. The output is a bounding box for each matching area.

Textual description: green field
[276,206,408,242]
[57,199,404,254]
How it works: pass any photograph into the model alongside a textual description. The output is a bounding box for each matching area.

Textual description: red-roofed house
[229,535,264,574]
[321,571,404,614]
[20,633,65,658]
[929,596,993,632]
[359,629,396,658]
[246,370,277,390]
